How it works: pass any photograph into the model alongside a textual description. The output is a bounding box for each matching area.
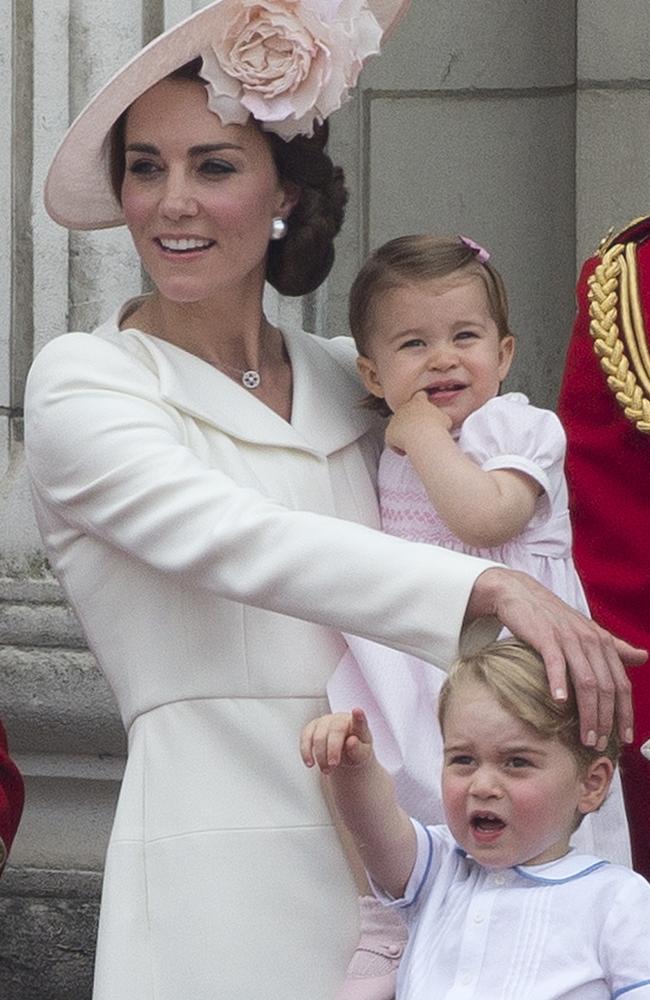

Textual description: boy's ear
[356,355,385,399]
[577,757,614,816]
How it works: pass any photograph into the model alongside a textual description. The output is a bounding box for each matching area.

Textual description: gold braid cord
[587,241,650,433]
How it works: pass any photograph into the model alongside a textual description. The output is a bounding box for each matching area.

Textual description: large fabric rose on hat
[199,0,382,139]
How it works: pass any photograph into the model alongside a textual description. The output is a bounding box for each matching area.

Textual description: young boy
[302,640,650,999]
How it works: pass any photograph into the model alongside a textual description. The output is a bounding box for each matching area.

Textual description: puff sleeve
[457,393,567,529]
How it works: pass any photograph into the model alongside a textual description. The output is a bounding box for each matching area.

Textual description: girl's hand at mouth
[386,390,453,454]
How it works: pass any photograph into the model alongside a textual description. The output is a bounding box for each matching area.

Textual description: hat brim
[44,0,410,231]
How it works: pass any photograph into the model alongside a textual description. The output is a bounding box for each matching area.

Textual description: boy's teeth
[473,815,505,830]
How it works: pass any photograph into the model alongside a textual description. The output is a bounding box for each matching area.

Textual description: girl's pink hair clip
[459,235,490,263]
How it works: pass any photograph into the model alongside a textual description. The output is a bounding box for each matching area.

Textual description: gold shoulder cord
[587,240,650,433]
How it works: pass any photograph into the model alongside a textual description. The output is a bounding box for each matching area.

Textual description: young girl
[327,235,632,998]
[307,640,650,999]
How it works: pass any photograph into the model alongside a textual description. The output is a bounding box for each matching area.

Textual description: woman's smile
[120,77,292,305]
[155,235,216,255]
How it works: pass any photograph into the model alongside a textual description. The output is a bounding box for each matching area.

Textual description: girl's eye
[455,330,479,341]
[199,159,236,176]
[399,338,426,350]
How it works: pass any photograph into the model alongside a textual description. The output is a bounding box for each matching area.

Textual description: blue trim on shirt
[407,820,434,908]
[514,860,608,885]
[613,981,650,998]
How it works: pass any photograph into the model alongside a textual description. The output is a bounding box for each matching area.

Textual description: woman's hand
[300,709,373,774]
[466,567,645,748]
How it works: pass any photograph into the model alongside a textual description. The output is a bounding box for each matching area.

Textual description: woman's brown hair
[107,58,348,297]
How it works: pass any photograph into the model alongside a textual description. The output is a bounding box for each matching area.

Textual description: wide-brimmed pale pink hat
[44,0,410,231]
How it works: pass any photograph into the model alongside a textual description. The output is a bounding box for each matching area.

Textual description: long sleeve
[0,721,24,873]
[25,331,499,668]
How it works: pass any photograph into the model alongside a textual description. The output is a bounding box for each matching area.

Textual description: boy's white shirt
[373,820,650,1000]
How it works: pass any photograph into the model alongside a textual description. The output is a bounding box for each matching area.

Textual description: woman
[25,3,642,998]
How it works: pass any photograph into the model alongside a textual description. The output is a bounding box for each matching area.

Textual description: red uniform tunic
[558,218,650,878]
[0,719,24,872]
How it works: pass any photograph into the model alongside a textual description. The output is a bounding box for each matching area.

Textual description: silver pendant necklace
[204,325,283,391]
[241,369,261,389]
[207,355,263,390]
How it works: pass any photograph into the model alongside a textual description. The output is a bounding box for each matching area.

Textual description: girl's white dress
[328,393,631,864]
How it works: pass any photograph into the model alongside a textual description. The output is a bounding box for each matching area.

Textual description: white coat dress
[24,302,497,1000]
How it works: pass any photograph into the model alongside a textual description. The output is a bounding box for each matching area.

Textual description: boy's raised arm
[300,709,416,900]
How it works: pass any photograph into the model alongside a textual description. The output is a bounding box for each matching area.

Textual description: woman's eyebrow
[124,142,244,155]
[125,143,159,154]
[189,143,243,155]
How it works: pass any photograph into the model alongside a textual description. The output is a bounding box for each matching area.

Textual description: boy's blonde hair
[349,234,513,416]
[438,639,620,774]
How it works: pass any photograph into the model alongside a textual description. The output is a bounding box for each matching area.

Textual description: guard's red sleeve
[0,720,24,872]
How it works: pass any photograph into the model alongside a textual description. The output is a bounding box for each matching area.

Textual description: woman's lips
[155,236,216,256]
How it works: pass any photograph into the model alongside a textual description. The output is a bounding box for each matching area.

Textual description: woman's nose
[159,172,199,220]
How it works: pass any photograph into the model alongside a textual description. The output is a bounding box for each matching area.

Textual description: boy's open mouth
[471,813,506,832]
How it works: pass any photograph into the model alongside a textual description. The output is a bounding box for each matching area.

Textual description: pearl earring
[270,217,288,241]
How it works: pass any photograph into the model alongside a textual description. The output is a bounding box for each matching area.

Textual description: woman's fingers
[468,567,644,746]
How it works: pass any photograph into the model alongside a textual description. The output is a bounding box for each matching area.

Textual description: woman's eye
[127,159,160,177]
[448,754,473,767]
[199,159,235,176]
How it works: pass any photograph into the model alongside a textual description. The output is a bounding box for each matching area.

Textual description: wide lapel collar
[282,326,381,454]
[116,323,379,456]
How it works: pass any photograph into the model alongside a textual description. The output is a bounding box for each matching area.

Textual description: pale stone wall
[1,2,648,996]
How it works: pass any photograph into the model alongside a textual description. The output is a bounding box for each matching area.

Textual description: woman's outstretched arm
[26,334,645,747]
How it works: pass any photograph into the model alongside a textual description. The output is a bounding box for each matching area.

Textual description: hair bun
[267,125,349,297]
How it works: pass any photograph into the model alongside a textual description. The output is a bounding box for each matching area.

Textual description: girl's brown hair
[349,235,513,415]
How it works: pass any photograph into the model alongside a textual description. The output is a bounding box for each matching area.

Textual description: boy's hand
[386,391,453,454]
[300,708,373,774]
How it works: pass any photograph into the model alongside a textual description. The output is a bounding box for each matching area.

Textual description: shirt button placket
[451,873,503,995]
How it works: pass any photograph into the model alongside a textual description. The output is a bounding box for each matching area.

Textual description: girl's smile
[357,275,514,429]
